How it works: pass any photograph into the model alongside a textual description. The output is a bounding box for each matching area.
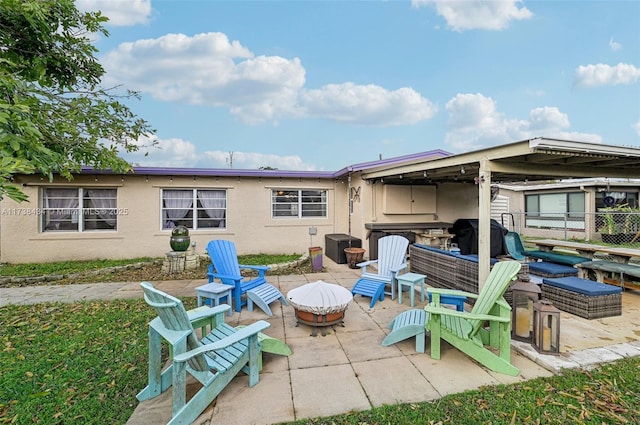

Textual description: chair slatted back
[376,235,409,278]
[468,261,521,335]
[140,282,209,371]
[206,240,242,284]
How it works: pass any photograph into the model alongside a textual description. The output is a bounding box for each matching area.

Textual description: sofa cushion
[527,261,578,276]
[542,276,622,296]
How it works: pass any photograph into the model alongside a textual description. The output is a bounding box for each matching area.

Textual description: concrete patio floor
[127,258,640,425]
[3,257,640,425]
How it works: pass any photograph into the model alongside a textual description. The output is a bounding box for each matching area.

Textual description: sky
[76,0,640,171]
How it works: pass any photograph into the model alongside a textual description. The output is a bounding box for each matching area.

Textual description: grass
[1,298,639,425]
[0,254,301,277]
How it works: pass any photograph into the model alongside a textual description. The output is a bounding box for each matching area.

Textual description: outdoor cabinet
[382,185,436,214]
[325,234,362,264]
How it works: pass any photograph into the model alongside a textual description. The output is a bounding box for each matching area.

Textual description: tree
[0,0,154,202]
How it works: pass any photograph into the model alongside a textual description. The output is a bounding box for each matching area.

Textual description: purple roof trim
[79,149,452,179]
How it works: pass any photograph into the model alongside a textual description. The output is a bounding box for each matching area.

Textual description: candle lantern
[510,275,541,342]
[532,299,561,355]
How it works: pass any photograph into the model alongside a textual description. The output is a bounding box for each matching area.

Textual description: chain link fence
[499,211,640,250]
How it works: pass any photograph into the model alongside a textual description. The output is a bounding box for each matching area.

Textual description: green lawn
[1,298,639,425]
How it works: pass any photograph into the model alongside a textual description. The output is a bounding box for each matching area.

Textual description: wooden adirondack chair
[137,282,270,425]
[425,260,522,376]
[351,235,409,307]
[206,239,288,316]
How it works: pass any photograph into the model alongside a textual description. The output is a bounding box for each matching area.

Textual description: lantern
[532,299,561,355]
[510,275,541,342]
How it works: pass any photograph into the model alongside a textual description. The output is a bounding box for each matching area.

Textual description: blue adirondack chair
[351,235,409,307]
[206,240,288,316]
[137,282,270,425]
[425,260,522,376]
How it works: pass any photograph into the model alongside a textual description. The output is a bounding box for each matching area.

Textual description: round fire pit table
[287,280,354,336]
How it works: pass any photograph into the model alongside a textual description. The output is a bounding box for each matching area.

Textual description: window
[524,192,585,230]
[162,189,226,230]
[42,188,117,232]
[272,189,327,218]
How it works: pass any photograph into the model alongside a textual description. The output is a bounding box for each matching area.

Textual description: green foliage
[239,253,300,265]
[0,0,155,202]
[0,258,157,277]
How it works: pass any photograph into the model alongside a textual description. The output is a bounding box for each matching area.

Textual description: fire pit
[287,280,353,336]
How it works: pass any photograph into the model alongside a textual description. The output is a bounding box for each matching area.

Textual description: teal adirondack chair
[351,235,409,307]
[137,282,270,425]
[425,260,522,376]
[206,240,287,316]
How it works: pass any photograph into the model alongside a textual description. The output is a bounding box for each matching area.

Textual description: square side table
[397,272,426,307]
[196,283,234,316]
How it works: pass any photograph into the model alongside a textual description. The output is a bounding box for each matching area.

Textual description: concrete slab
[290,364,371,420]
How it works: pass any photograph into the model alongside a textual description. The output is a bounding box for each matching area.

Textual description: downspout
[348,173,352,247]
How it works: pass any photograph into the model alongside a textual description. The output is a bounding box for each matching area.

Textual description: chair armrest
[239,264,270,272]
[173,320,271,363]
[187,305,230,322]
[390,263,408,274]
[424,306,511,323]
[427,287,479,300]
[148,317,191,346]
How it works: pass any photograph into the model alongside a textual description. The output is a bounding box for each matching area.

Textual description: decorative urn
[170,226,191,251]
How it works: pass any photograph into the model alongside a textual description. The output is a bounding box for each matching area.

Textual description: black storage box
[325,234,362,264]
[368,231,387,260]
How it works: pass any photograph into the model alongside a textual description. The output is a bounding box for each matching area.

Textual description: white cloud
[300,83,437,126]
[574,63,640,87]
[443,93,600,151]
[412,0,533,31]
[634,119,640,136]
[122,136,316,170]
[609,37,622,51]
[102,32,437,126]
[76,0,152,26]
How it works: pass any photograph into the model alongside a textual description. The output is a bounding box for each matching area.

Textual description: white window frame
[41,187,118,232]
[161,188,227,230]
[271,189,328,219]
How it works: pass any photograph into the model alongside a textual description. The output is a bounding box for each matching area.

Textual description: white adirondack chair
[351,235,409,307]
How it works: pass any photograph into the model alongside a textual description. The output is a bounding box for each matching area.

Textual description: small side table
[195,283,234,316]
[397,272,426,307]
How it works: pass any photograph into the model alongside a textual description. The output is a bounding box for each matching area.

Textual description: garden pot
[344,247,365,269]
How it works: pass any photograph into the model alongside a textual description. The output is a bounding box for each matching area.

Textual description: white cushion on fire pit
[287,280,354,315]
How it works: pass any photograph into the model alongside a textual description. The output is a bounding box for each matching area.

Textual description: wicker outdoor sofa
[408,244,527,304]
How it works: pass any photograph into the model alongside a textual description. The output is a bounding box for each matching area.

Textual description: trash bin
[308,246,323,271]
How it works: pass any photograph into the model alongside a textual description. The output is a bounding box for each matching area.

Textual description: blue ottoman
[527,261,578,278]
[541,276,622,319]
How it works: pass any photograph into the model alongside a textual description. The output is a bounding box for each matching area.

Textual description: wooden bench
[576,261,640,291]
[541,276,622,319]
[381,309,426,353]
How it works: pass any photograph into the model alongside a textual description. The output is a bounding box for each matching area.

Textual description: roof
[497,177,640,192]
[80,149,452,179]
[360,138,640,185]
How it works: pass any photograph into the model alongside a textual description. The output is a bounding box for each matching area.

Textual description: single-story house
[3,137,640,288]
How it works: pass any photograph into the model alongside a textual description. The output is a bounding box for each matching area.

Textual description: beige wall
[1,173,350,263]
[1,171,486,264]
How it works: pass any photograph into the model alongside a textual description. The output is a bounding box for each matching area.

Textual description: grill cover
[287,280,353,314]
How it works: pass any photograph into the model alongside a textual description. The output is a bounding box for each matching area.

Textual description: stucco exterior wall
[1,173,349,263]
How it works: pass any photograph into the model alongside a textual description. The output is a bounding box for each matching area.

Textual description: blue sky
[77,0,640,171]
